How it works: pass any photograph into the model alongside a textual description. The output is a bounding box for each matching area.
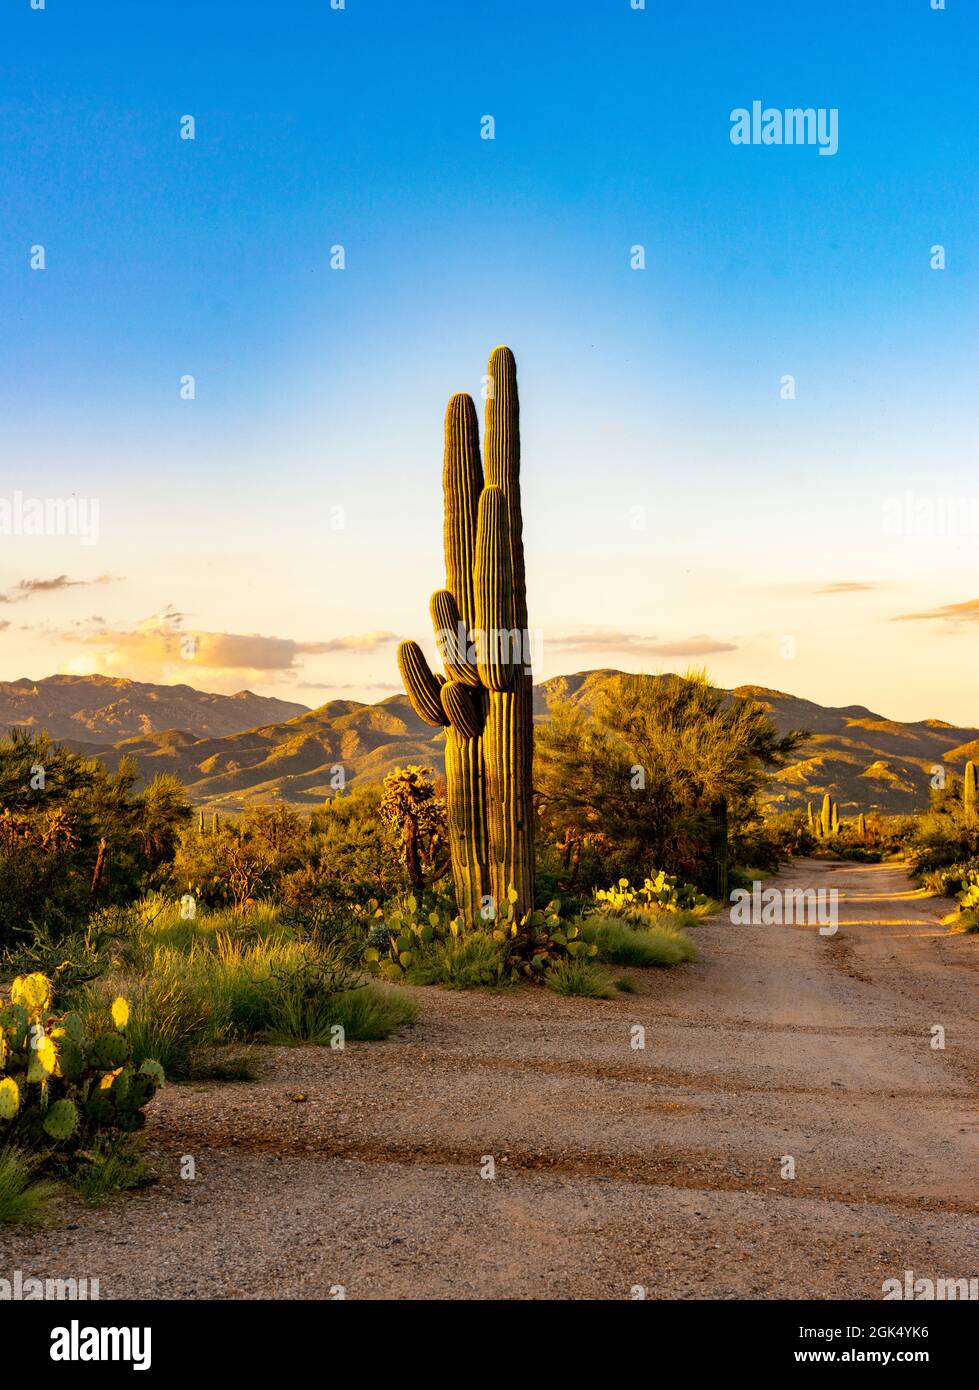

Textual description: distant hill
[0,674,308,742]
[3,671,975,816]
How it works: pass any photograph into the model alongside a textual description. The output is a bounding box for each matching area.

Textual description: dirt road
[6,859,978,1299]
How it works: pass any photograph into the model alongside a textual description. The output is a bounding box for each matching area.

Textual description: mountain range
[2,671,975,817]
[0,675,306,742]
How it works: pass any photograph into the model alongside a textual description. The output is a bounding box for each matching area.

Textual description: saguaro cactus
[806,801,814,832]
[398,347,535,923]
[831,801,839,834]
[857,812,867,840]
[820,793,832,838]
[964,761,977,819]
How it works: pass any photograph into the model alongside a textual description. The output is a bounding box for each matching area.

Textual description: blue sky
[1,0,977,722]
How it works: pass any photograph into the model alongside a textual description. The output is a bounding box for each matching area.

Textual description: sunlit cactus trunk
[481,347,535,914]
[964,761,977,819]
[397,347,535,923]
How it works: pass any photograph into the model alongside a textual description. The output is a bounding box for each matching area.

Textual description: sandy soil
[4,859,977,1300]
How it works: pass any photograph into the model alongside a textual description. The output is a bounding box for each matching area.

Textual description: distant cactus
[398,347,534,923]
[198,809,205,834]
[857,812,867,840]
[806,801,814,832]
[831,801,839,834]
[820,793,832,838]
[212,811,220,834]
[964,761,977,819]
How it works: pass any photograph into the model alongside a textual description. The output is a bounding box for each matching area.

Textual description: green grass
[82,930,416,1059]
[405,932,508,990]
[62,1139,154,1206]
[0,1147,59,1226]
[581,915,698,967]
[545,958,617,999]
[308,984,418,1042]
[117,897,292,967]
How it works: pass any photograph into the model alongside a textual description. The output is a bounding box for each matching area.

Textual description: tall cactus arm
[443,393,484,635]
[484,346,526,633]
[440,680,482,739]
[397,641,449,727]
[430,588,480,687]
[474,485,516,692]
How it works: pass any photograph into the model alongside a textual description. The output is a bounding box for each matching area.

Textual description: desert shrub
[61,1135,154,1206]
[170,805,307,911]
[0,1146,58,1225]
[2,914,116,1011]
[81,919,414,1056]
[944,869,979,934]
[921,860,978,897]
[581,916,697,967]
[406,933,507,989]
[733,811,814,870]
[308,784,409,904]
[261,947,367,1044]
[0,973,164,1154]
[0,732,190,945]
[545,959,617,999]
[121,969,213,1079]
[535,671,807,893]
[907,804,979,879]
[171,786,417,913]
[316,985,417,1040]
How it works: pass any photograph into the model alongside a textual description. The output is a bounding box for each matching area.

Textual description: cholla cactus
[398,347,534,923]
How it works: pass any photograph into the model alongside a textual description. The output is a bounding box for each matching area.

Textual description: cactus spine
[964,761,977,819]
[398,347,534,923]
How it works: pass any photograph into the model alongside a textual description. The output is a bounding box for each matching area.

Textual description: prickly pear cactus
[0,972,164,1151]
[398,347,535,924]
